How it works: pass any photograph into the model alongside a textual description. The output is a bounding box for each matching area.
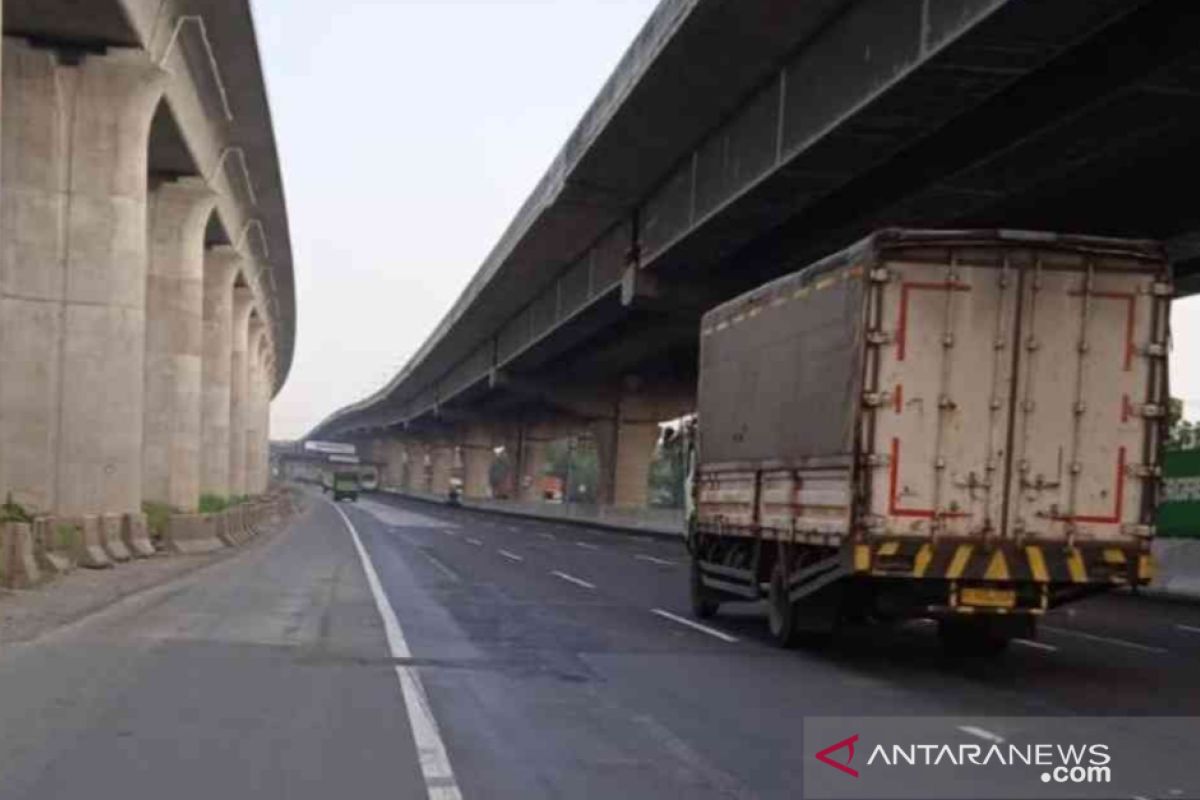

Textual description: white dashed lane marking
[551,571,595,590]
[651,609,738,643]
[958,725,1005,744]
[635,554,677,567]
[498,549,523,562]
[1041,625,1167,654]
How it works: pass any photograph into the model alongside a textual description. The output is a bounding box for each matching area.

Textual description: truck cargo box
[690,230,1170,640]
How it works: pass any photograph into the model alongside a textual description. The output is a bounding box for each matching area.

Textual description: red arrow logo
[815,734,860,778]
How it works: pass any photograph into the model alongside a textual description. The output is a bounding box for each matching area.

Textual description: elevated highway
[313,0,1200,511]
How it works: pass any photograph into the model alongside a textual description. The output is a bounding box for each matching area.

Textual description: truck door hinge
[1127,463,1161,479]
[862,453,891,468]
[869,268,891,283]
[1151,281,1174,297]
[862,391,891,408]
[1138,342,1168,359]
[1133,403,1165,419]
[866,329,894,346]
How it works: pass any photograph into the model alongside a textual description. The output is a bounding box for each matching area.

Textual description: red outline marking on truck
[894,384,903,414]
[896,282,971,361]
[1056,446,1126,524]
[1069,290,1136,371]
[888,438,970,520]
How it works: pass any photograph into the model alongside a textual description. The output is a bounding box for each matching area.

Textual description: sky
[255,0,1200,440]
[255,0,660,439]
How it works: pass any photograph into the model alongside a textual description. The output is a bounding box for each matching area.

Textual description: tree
[1167,397,1198,450]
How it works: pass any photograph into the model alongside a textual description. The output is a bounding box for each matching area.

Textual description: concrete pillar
[0,41,165,516]
[518,434,552,503]
[228,288,255,497]
[430,442,454,496]
[593,417,660,509]
[244,319,266,496]
[460,424,494,499]
[142,179,217,511]
[200,247,239,498]
[252,340,272,494]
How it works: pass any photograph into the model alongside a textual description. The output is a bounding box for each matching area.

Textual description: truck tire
[768,563,801,648]
[938,618,1012,656]
[690,558,720,619]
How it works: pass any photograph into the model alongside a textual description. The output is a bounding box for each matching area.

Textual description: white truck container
[688,230,1171,651]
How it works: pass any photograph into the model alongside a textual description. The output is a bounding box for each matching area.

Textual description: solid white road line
[958,725,1005,744]
[551,570,595,590]
[331,502,462,800]
[635,554,677,567]
[498,549,523,562]
[1012,638,1058,652]
[423,552,460,583]
[575,541,599,550]
[465,537,482,546]
[650,609,739,643]
[1041,625,1168,654]
[1174,623,1200,635]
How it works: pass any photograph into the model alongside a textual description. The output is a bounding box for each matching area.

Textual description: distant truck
[322,469,361,502]
[688,230,1171,653]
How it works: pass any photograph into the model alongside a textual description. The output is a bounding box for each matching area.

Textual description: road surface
[1,489,1197,799]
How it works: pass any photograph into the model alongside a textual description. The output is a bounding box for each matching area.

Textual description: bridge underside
[330,0,1200,515]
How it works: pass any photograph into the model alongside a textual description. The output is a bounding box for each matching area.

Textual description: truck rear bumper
[853,537,1152,614]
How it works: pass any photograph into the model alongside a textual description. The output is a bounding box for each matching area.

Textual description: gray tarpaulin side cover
[697,254,867,467]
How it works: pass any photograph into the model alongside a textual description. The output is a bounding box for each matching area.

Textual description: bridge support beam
[142,179,216,511]
[0,41,165,516]
[200,248,239,498]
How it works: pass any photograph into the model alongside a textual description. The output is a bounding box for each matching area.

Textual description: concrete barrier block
[1151,538,1200,599]
[99,514,132,562]
[165,513,226,555]
[32,517,75,575]
[1,522,42,589]
[72,516,113,569]
[122,513,156,558]
[225,505,246,543]
[214,510,237,547]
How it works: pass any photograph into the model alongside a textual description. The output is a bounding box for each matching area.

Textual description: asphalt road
[1,489,1198,799]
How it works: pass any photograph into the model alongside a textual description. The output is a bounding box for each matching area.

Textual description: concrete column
[228,288,255,496]
[592,417,660,509]
[244,319,266,496]
[461,424,493,499]
[200,247,239,498]
[517,434,551,502]
[252,341,272,494]
[0,41,165,516]
[142,179,217,511]
[430,442,453,496]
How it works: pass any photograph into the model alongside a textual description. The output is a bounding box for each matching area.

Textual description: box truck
[687,230,1171,652]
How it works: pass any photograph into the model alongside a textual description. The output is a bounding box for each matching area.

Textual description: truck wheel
[938,618,1012,656]
[768,563,800,648]
[690,558,720,619]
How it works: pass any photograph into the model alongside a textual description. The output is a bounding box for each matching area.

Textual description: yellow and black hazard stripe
[853,538,1152,586]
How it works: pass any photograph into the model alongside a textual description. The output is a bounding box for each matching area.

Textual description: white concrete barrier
[122,513,156,558]
[379,486,685,538]
[99,514,133,562]
[1151,538,1200,600]
[1,522,42,589]
[165,514,226,555]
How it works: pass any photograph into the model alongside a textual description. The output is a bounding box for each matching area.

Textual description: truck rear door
[1005,261,1167,542]
[869,251,1167,543]
[870,258,1017,537]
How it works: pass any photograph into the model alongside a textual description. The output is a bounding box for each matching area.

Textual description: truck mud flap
[787,554,849,604]
[697,559,759,600]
